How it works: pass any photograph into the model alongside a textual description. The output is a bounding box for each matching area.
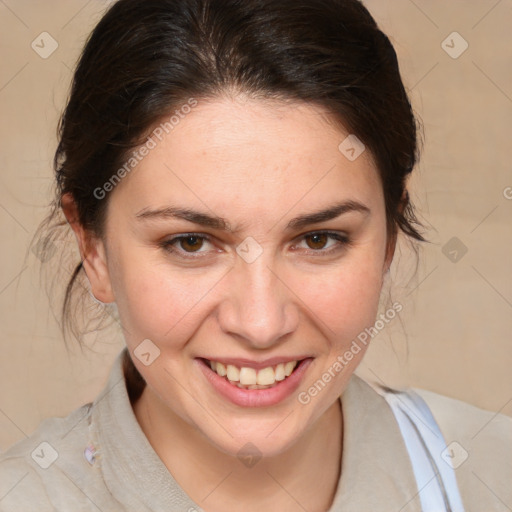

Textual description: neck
[133,388,343,512]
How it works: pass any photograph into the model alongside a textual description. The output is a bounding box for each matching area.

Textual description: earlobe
[61,193,115,304]
[82,239,115,304]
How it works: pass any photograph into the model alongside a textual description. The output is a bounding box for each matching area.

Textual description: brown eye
[179,235,204,252]
[160,233,213,258]
[304,233,329,250]
[294,231,351,256]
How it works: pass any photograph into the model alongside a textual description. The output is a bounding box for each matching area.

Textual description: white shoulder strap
[379,387,466,512]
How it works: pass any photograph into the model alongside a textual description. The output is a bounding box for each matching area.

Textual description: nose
[217,254,300,350]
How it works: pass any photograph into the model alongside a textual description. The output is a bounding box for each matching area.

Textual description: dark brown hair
[36,0,427,401]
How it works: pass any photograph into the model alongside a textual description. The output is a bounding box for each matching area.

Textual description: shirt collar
[330,373,420,510]
[91,348,419,511]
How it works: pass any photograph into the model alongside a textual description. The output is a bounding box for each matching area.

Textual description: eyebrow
[135,200,370,232]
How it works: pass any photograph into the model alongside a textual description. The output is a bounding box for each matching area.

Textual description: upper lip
[200,356,311,370]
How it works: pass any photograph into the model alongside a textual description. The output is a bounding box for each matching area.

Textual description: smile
[197,357,313,407]
[206,359,300,389]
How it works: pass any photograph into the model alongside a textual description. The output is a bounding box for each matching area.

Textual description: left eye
[297,232,349,252]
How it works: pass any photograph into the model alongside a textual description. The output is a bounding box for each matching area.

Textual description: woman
[0,0,510,510]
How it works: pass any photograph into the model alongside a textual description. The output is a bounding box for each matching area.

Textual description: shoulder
[0,403,99,512]
[414,387,512,510]
[414,387,512,452]
[414,387,512,445]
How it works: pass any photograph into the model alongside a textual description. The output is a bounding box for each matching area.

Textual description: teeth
[275,363,286,381]
[235,383,274,390]
[215,362,227,377]
[208,359,299,387]
[239,367,257,385]
[284,361,296,377]
[226,364,240,382]
[256,367,275,385]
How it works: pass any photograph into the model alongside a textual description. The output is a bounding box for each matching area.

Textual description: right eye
[159,233,215,258]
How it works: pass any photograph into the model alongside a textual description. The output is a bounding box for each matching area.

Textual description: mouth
[201,357,305,390]
[196,356,313,407]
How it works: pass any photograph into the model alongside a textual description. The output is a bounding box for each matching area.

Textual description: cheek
[109,249,226,345]
[300,248,385,344]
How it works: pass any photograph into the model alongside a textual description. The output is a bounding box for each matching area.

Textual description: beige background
[1,0,511,451]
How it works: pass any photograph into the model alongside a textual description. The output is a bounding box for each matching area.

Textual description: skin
[63,94,397,512]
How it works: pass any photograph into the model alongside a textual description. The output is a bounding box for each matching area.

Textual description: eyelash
[159,231,352,260]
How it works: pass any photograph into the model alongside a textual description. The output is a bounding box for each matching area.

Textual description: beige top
[0,348,510,511]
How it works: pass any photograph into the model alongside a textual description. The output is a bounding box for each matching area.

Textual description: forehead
[109,96,383,223]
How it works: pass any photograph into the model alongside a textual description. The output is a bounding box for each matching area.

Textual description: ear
[61,193,115,303]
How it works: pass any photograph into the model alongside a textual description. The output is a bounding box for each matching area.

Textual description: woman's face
[97,96,392,457]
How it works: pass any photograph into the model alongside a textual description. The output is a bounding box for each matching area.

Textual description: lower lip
[196,358,313,408]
